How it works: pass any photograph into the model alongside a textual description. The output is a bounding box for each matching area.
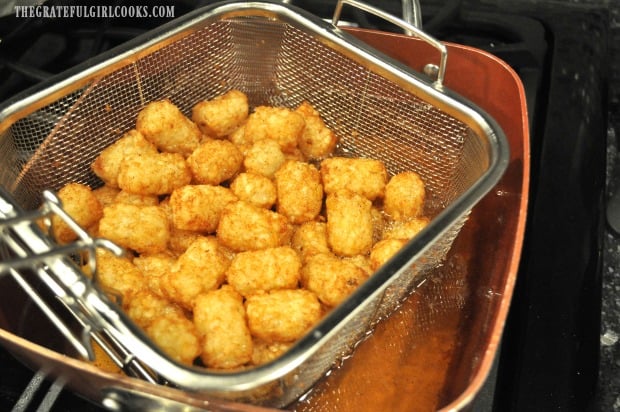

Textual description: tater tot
[125,289,202,365]
[92,185,120,207]
[217,201,293,252]
[187,139,243,185]
[117,152,192,195]
[123,289,185,329]
[325,189,373,256]
[226,247,301,297]
[301,253,370,307]
[275,160,323,224]
[114,190,159,206]
[227,124,250,148]
[146,312,202,366]
[251,340,293,366]
[193,286,253,369]
[168,227,204,255]
[244,106,305,153]
[245,289,322,343]
[52,183,103,243]
[369,238,409,271]
[159,197,203,253]
[320,157,387,201]
[165,237,230,309]
[243,139,286,178]
[98,203,169,254]
[133,252,176,297]
[295,101,337,160]
[383,171,426,220]
[229,172,276,209]
[382,216,430,240]
[136,99,201,156]
[344,254,373,275]
[291,221,331,261]
[91,129,158,187]
[95,249,144,301]
[191,90,249,138]
[169,185,238,233]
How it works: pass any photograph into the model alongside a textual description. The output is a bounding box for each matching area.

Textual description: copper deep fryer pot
[0,1,527,411]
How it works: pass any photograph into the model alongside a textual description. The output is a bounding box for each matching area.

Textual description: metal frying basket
[0,0,509,408]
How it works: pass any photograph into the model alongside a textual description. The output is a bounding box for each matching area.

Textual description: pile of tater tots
[50,90,429,370]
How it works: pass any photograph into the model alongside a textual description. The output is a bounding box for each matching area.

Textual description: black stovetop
[0,0,616,411]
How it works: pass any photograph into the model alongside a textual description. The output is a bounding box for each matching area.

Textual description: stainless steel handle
[332,0,448,88]
[0,188,157,383]
[401,0,423,30]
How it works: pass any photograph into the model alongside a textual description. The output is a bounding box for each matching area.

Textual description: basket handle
[332,0,448,88]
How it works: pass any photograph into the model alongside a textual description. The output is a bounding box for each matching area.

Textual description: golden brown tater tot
[383,171,426,220]
[52,183,103,244]
[192,90,249,138]
[245,289,322,343]
[136,99,201,156]
[193,286,253,369]
[325,189,373,256]
[275,160,323,224]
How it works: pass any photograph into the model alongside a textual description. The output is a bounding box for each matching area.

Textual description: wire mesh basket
[0,0,509,408]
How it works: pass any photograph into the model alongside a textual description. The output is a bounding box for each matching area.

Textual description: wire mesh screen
[2,17,483,211]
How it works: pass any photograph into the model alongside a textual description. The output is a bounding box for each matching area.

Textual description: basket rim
[0,0,511,399]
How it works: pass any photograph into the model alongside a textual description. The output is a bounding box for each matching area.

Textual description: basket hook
[332,0,447,89]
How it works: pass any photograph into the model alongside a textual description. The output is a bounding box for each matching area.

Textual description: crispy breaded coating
[133,252,176,297]
[165,237,230,309]
[295,101,337,160]
[251,339,292,366]
[245,289,322,343]
[275,160,323,224]
[92,185,120,207]
[117,152,192,195]
[125,289,202,365]
[159,197,204,254]
[226,246,301,297]
[244,106,305,153]
[98,203,169,254]
[217,201,293,252]
[146,312,202,366]
[301,253,370,307]
[123,288,185,329]
[191,90,249,138]
[320,157,387,201]
[325,189,373,256]
[91,129,158,187]
[384,171,426,220]
[168,227,203,255]
[371,206,386,243]
[114,190,159,206]
[343,254,373,275]
[187,139,243,185]
[169,185,238,233]
[52,183,103,244]
[284,148,306,162]
[193,286,253,369]
[136,99,201,156]
[228,124,250,147]
[229,172,276,209]
[369,238,409,271]
[95,249,144,301]
[243,139,286,178]
[291,221,330,261]
[382,216,430,240]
